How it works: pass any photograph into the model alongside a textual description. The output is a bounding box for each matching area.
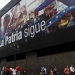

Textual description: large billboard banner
[0,0,75,48]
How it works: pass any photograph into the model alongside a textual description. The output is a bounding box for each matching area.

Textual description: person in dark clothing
[21,69,27,75]
[6,67,11,75]
[53,66,58,75]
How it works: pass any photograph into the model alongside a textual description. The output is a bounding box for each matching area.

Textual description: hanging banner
[0,0,75,48]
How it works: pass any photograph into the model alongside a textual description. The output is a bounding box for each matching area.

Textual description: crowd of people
[0,64,75,75]
[42,0,75,34]
[0,66,26,75]
[40,64,75,75]
[40,64,58,75]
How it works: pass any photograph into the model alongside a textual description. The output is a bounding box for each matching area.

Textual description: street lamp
[9,43,20,67]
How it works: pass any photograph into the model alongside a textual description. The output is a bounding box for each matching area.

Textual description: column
[26,52,38,75]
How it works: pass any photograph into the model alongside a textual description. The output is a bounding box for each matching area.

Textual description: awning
[34,0,75,12]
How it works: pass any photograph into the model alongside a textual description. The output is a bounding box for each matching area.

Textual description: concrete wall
[1,58,7,67]
[37,51,75,75]
[0,51,75,75]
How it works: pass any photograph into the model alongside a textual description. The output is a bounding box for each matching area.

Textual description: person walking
[64,66,70,75]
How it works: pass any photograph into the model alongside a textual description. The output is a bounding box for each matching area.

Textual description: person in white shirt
[12,67,16,75]
[70,64,75,75]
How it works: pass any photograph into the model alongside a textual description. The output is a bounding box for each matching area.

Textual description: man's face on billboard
[4,16,10,28]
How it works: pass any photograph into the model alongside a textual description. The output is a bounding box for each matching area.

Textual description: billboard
[0,0,75,49]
